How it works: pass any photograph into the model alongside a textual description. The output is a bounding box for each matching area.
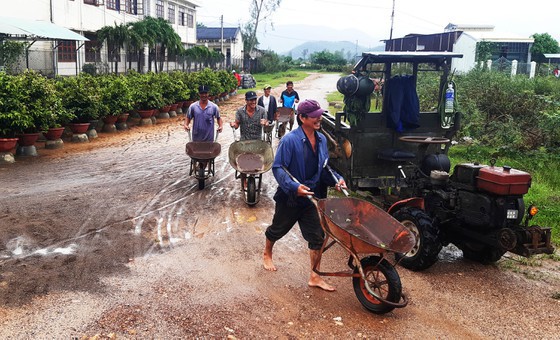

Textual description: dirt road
[0,73,559,339]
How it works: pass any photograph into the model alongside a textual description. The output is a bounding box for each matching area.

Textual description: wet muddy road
[0,73,559,338]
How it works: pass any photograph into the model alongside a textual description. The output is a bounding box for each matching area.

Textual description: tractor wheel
[459,243,506,264]
[352,256,402,314]
[393,207,441,271]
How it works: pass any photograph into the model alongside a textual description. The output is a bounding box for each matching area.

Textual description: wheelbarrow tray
[186,141,221,160]
[317,197,415,255]
[276,107,293,123]
[228,140,273,175]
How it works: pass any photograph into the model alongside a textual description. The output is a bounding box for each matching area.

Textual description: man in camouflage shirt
[230,91,267,140]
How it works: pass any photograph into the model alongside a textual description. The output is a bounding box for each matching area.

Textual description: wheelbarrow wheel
[353,256,401,314]
[278,122,286,138]
[198,163,205,190]
[246,176,257,205]
[393,207,441,271]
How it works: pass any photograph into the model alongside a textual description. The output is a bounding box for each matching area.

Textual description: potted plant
[129,72,164,120]
[56,75,102,134]
[0,73,34,141]
[97,74,133,131]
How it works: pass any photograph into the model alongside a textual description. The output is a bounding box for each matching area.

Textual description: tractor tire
[459,243,506,264]
[393,207,442,271]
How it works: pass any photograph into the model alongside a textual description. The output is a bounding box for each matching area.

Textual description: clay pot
[16,133,41,147]
[45,127,65,141]
[68,123,90,134]
[0,138,18,152]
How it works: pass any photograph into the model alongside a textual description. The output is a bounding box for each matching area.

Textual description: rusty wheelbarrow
[228,138,274,206]
[275,107,294,139]
[185,131,221,190]
[282,166,416,314]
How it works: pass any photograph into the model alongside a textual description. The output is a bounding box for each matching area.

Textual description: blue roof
[197,27,240,40]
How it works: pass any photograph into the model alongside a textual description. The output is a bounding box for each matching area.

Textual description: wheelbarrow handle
[326,164,349,197]
[280,166,313,200]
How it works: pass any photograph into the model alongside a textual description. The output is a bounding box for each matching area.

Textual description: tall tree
[531,33,560,63]
[243,0,282,56]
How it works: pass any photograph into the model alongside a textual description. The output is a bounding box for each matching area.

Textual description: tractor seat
[378,148,416,161]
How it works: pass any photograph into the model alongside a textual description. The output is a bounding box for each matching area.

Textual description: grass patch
[326,91,344,116]
[251,69,316,92]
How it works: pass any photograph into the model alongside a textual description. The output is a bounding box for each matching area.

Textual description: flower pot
[138,109,154,119]
[102,115,119,125]
[117,113,129,123]
[116,113,130,130]
[45,127,65,141]
[159,105,171,114]
[102,115,118,133]
[0,138,18,152]
[68,123,90,134]
[16,133,41,147]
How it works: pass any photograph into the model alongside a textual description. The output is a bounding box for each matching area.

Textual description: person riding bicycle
[279,80,299,130]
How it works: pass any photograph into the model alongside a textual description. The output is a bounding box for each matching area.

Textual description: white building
[1,0,200,75]
[196,27,244,70]
[384,23,534,74]
[446,24,534,74]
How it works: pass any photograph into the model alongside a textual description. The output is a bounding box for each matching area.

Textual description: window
[168,3,175,24]
[187,12,193,28]
[84,0,97,5]
[123,0,137,14]
[179,7,186,26]
[156,0,164,18]
[106,0,118,10]
[85,38,102,63]
[58,40,76,62]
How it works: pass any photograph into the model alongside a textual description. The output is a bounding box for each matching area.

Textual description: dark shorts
[265,200,324,250]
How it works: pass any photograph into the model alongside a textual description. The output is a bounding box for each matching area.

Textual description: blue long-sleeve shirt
[272,127,341,206]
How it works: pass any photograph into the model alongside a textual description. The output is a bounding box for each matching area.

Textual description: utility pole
[220,15,225,69]
[389,0,395,50]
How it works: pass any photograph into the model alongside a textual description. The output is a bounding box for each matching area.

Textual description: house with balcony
[1,0,199,75]
[384,23,534,74]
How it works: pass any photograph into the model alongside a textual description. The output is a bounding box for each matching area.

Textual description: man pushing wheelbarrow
[263,99,346,292]
[263,99,416,314]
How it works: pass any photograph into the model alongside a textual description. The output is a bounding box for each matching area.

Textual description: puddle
[1,236,78,259]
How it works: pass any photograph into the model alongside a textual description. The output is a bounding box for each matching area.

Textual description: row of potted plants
[0,68,238,140]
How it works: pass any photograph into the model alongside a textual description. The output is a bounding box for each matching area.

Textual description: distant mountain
[256,24,386,54]
[285,41,384,60]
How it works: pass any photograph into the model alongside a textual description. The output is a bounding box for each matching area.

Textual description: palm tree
[127,21,147,73]
[97,23,129,73]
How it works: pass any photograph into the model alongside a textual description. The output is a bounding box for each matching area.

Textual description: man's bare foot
[263,253,277,271]
[308,277,336,292]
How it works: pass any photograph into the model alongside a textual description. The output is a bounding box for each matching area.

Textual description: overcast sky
[197,0,559,52]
